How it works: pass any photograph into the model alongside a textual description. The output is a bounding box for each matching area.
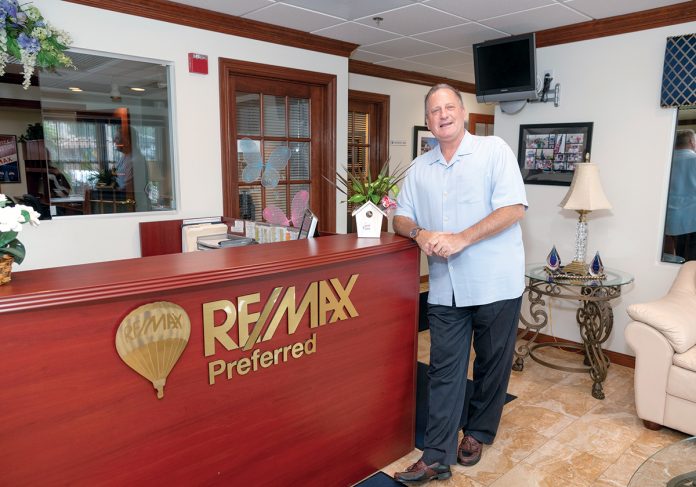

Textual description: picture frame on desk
[297,209,318,239]
[0,134,20,183]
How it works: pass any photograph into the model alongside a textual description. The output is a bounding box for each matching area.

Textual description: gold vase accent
[0,254,13,285]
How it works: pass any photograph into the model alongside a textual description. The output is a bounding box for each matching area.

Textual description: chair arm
[626,294,696,354]
[625,321,673,425]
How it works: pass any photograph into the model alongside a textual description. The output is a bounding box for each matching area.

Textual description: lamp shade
[559,162,612,211]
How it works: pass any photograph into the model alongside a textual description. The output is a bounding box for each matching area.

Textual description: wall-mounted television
[473,33,538,104]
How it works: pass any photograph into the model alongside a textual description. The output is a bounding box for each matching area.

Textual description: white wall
[15,0,348,270]
[494,21,696,354]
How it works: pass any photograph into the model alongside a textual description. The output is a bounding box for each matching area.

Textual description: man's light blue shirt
[396,132,528,307]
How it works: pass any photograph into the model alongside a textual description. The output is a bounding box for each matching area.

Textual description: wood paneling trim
[349,60,476,94]
[0,97,41,110]
[0,234,414,314]
[64,0,357,57]
[519,330,636,369]
[536,1,696,48]
[0,72,39,87]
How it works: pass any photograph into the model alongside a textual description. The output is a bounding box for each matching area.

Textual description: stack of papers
[197,233,256,250]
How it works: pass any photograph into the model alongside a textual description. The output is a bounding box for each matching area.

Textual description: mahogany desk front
[0,234,419,486]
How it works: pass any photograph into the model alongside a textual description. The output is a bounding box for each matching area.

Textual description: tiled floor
[381,330,688,487]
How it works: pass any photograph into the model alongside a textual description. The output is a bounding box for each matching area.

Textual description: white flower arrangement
[0,193,40,264]
[0,0,74,88]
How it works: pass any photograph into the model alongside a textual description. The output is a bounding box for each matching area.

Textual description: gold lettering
[132,319,142,338]
[250,349,261,371]
[207,335,319,385]
[304,333,316,354]
[263,282,318,341]
[168,313,182,329]
[202,300,238,357]
[319,280,339,325]
[330,275,359,320]
[227,361,237,379]
[237,358,251,375]
[208,359,226,385]
[237,293,260,349]
[242,287,282,351]
[143,313,165,334]
[260,351,274,368]
[291,342,304,359]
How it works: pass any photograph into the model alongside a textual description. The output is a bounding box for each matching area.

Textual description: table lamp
[558,157,612,275]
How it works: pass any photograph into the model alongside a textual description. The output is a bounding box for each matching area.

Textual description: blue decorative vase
[589,251,604,276]
[546,245,561,272]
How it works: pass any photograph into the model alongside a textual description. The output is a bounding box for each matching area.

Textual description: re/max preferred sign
[203,274,359,385]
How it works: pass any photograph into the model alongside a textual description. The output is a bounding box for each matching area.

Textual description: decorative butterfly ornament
[263,190,309,227]
[239,138,291,188]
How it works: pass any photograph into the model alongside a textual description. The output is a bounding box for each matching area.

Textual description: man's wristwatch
[409,226,423,240]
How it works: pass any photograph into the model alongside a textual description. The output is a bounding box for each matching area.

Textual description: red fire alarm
[188,53,208,75]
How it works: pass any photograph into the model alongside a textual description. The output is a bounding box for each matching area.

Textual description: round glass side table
[513,264,634,399]
[629,437,696,486]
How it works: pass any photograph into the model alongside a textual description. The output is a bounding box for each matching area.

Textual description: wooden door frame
[468,113,494,135]
[348,90,389,179]
[219,58,337,232]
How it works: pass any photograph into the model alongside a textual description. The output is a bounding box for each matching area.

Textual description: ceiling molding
[349,60,476,94]
[536,1,696,47]
[64,0,358,57]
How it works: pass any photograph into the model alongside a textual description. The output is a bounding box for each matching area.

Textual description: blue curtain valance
[661,33,696,108]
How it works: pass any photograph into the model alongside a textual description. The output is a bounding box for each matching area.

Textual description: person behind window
[45,148,72,199]
[113,129,151,211]
[665,129,696,261]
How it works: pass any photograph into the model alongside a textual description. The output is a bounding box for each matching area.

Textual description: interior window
[0,52,175,217]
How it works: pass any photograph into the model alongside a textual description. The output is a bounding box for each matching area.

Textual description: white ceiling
[170,0,686,83]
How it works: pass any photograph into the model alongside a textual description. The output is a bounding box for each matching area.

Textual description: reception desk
[0,234,419,486]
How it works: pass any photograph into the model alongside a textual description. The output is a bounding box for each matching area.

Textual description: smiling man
[393,84,527,484]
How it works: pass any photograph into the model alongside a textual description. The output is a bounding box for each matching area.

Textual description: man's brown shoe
[457,434,482,466]
[394,460,451,484]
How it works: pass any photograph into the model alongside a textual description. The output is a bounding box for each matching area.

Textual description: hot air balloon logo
[115,301,191,399]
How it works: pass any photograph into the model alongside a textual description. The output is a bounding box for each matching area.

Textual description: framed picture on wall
[517,122,593,186]
[412,125,438,159]
[0,134,20,183]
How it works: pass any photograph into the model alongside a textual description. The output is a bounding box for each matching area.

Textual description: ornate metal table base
[513,272,624,400]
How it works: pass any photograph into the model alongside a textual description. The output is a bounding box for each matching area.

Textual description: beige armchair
[625,261,696,435]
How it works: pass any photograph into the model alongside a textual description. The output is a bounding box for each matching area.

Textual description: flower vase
[0,255,13,285]
[352,201,386,238]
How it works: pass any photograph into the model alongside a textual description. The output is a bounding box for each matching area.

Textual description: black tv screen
[473,33,537,103]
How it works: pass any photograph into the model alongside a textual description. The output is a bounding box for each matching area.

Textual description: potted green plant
[88,167,118,188]
[0,194,40,283]
[328,162,412,237]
